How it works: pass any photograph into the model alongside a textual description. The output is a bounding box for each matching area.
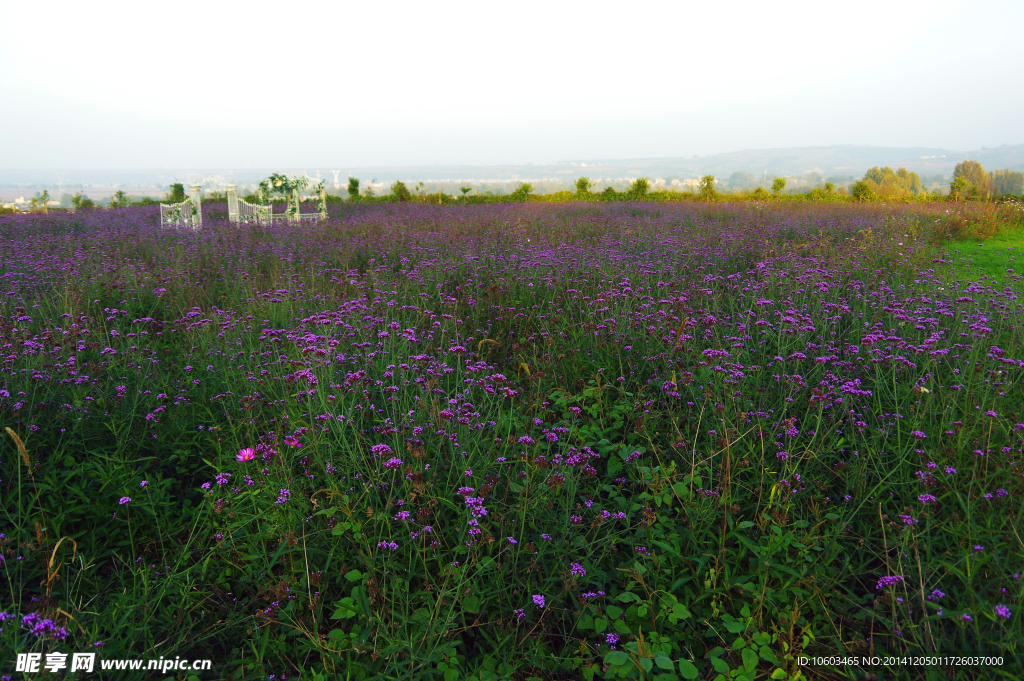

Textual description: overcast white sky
[1,0,1021,169]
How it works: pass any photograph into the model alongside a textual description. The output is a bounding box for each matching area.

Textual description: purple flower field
[0,201,1021,679]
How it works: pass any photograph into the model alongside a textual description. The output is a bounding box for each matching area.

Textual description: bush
[698,175,716,202]
[391,181,413,202]
[626,178,650,201]
[850,180,876,202]
[166,183,186,203]
[575,177,592,197]
[949,177,970,203]
[509,183,534,202]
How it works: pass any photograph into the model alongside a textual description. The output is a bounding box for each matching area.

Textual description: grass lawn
[945,227,1024,287]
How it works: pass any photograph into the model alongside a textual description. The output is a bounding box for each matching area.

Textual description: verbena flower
[877,575,904,590]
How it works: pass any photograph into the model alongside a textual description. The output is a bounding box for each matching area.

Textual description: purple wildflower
[877,575,904,590]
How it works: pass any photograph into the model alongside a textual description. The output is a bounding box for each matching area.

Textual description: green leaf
[655,654,674,670]
[444,670,459,681]
[344,569,363,582]
[741,647,758,671]
[605,651,629,666]
[640,658,654,673]
[463,596,480,613]
[760,648,779,665]
[723,620,746,634]
[770,669,787,679]
[331,598,357,620]
[732,636,746,649]
[617,592,641,603]
[672,603,692,620]
[594,617,608,633]
[710,657,729,674]
[328,628,348,640]
[606,605,624,619]
[738,521,755,529]
[679,660,700,680]
[613,620,632,635]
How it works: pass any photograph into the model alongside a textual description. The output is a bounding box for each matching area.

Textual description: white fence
[226,185,326,225]
[159,184,203,230]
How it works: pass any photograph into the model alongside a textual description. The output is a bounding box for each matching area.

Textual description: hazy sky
[2,0,1022,169]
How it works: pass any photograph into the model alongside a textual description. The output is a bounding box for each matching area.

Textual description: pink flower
[236,447,256,462]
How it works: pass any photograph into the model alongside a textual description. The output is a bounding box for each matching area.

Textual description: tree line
[10,164,1021,216]
[848,161,1022,201]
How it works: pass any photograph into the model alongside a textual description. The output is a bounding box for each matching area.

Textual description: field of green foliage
[1,200,1022,680]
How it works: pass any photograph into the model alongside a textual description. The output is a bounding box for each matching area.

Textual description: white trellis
[159,184,203,230]
[226,185,271,225]
[226,175,327,225]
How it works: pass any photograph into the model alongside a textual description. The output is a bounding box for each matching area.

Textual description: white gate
[227,185,271,225]
[226,181,326,226]
[159,184,203,230]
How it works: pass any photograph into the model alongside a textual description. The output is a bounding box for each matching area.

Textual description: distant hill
[566,144,1024,179]
[2,145,1022,193]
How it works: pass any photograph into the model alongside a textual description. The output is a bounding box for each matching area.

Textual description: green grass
[946,228,1024,287]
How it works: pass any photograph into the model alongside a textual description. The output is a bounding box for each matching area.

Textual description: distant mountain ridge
[1,145,1022,189]
[567,144,1024,179]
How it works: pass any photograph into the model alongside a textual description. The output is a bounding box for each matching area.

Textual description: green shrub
[510,183,534,202]
[391,181,413,202]
[626,178,650,201]
[851,180,876,202]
